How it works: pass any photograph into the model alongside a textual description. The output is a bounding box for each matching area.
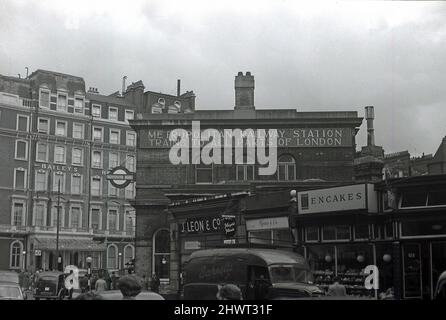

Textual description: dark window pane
[401,220,446,237]
[306,227,319,241]
[355,224,369,240]
[401,192,427,207]
[322,226,336,240]
[155,230,170,253]
[336,225,351,240]
[428,190,446,206]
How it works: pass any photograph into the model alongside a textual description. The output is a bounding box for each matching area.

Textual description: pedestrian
[142,275,149,291]
[150,273,160,293]
[118,275,142,300]
[327,277,347,297]
[216,284,243,300]
[111,272,118,290]
[95,275,107,293]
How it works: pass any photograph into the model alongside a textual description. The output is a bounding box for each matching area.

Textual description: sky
[1,0,445,156]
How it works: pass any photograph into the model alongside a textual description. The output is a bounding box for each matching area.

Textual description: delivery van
[182,248,323,300]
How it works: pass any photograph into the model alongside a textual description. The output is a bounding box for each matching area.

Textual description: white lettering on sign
[246,217,289,231]
[298,184,371,214]
[39,163,78,173]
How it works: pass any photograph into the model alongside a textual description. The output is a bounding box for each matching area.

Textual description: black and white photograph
[1,0,446,310]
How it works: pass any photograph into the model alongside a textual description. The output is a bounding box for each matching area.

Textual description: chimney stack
[122,76,127,96]
[177,79,181,97]
[365,106,375,146]
[234,72,255,110]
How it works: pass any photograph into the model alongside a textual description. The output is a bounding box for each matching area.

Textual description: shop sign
[246,217,289,231]
[38,163,79,173]
[298,184,377,214]
[34,250,42,257]
[180,216,224,234]
[222,215,236,237]
[184,241,201,250]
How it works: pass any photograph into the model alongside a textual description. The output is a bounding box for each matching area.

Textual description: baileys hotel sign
[298,184,378,214]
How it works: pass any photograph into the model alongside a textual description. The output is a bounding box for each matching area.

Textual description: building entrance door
[402,243,422,299]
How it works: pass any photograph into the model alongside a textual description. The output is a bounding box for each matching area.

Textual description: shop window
[307,246,335,288]
[249,231,272,245]
[196,164,213,184]
[400,191,428,208]
[384,222,394,239]
[273,229,293,246]
[153,229,170,280]
[354,224,369,240]
[305,227,319,242]
[401,219,446,238]
[322,225,351,241]
[427,190,446,206]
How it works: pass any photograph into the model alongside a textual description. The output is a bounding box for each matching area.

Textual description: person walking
[110,272,118,290]
[150,273,160,293]
[95,275,107,293]
[327,277,347,297]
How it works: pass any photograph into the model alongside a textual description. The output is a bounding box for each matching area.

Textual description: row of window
[8,240,135,270]
[304,224,394,242]
[91,104,134,122]
[16,115,137,146]
[39,88,85,114]
[11,200,135,232]
[15,140,135,170]
[13,168,135,198]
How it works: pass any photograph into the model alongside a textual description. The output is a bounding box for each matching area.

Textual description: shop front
[292,183,383,298]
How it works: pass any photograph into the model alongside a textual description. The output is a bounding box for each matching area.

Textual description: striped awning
[34,238,106,251]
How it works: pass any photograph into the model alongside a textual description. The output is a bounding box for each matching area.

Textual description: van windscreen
[269,265,314,284]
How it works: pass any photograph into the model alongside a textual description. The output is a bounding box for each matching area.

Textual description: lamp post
[118,252,122,272]
[22,250,26,271]
[86,256,92,291]
[161,256,167,281]
[56,179,61,271]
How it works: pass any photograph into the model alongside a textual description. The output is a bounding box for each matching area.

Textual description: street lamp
[118,252,122,271]
[22,251,26,271]
[56,179,61,271]
[86,256,92,291]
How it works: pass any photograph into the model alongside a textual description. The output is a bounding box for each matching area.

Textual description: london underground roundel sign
[106,166,134,189]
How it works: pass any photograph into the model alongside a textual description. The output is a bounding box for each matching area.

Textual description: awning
[34,238,106,251]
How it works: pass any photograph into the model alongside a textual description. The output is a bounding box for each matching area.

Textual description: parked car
[34,271,66,300]
[0,270,19,284]
[0,281,24,300]
[434,270,446,300]
[98,290,165,300]
[183,248,323,300]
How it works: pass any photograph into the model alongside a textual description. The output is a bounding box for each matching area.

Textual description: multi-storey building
[0,69,140,272]
[130,72,364,294]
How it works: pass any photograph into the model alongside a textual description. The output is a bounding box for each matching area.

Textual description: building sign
[180,216,226,234]
[37,163,79,173]
[34,250,42,257]
[298,184,377,214]
[141,127,352,148]
[106,166,134,188]
[246,217,289,231]
[184,241,201,250]
[222,215,236,237]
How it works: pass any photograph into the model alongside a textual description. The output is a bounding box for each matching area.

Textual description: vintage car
[434,270,446,300]
[34,271,66,300]
[0,281,25,300]
[0,270,19,284]
[182,247,323,300]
